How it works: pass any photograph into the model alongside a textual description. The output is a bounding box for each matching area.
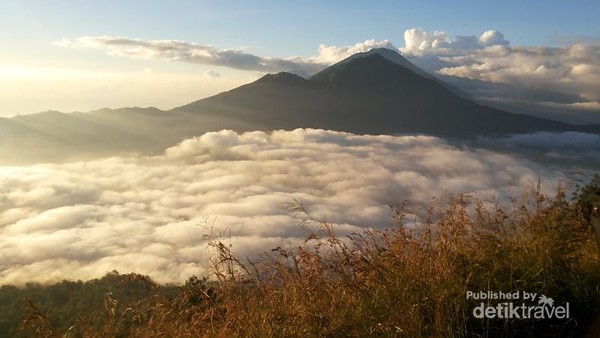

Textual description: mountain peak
[351,47,408,61]
[320,47,471,98]
[256,72,307,85]
[309,53,421,85]
[336,48,436,80]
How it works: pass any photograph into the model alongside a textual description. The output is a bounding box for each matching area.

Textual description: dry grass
[22,182,600,337]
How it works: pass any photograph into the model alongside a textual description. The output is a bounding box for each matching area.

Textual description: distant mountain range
[2,48,599,164]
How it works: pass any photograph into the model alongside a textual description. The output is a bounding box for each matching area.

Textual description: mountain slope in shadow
[175,52,591,136]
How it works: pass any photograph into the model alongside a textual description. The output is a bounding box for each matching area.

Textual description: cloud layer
[55,36,324,77]
[400,28,600,119]
[437,43,600,102]
[0,129,576,286]
[54,37,399,78]
[309,39,397,64]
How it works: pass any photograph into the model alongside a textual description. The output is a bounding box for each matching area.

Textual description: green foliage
[2,179,600,337]
[0,272,177,337]
[573,173,600,221]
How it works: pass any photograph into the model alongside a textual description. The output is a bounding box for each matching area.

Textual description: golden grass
[22,182,600,337]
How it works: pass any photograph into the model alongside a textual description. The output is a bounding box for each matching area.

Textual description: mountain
[1,48,599,164]
[174,51,579,136]
[321,47,472,98]
[326,48,435,80]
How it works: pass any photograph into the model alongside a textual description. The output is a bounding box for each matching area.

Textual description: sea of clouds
[0,129,591,285]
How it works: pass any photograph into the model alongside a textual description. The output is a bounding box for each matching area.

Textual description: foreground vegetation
[2,178,600,337]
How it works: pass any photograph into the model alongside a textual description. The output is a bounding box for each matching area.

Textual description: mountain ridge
[1,48,599,164]
[175,53,578,135]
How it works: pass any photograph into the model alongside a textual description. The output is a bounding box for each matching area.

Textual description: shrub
[14,180,600,337]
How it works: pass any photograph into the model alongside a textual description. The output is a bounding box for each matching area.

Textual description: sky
[0,1,599,117]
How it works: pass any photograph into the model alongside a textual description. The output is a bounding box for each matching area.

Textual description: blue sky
[3,1,599,54]
[1,1,599,115]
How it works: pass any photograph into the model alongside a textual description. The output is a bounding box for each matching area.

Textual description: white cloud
[55,36,401,77]
[402,28,509,54]
[479,30,509,47]
[55,36,324,76]
[401,28,600,110]
[0,129,577,286]
[404,29,451,52]
[310,39,397,64]
[436,43,600,102]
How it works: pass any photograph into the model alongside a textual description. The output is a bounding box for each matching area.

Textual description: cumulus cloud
[402,28,509,54]
[400,28,600,114]
[0,129,580,286]
[437,43,600,102]
[309,39,397,64]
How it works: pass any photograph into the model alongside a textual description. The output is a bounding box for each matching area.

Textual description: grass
[18,180,600,337]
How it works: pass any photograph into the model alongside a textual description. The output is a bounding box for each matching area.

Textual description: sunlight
[0,64,87,79]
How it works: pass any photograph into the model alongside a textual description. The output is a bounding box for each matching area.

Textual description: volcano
[1,48,598,164]
[174,48,588,136]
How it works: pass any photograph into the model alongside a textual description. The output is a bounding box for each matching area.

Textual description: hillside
[3,180,600,337]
